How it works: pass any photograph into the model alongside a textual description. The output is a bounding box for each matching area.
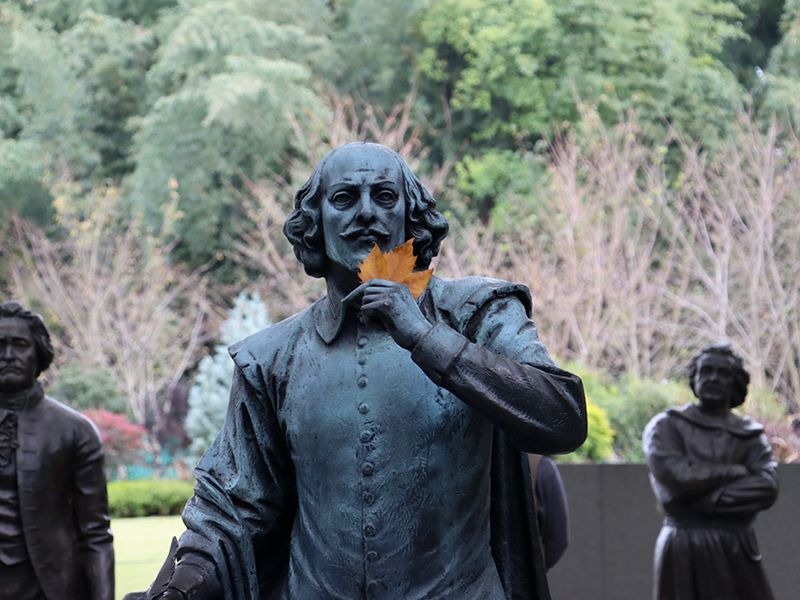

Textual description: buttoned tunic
[177,276,587,600]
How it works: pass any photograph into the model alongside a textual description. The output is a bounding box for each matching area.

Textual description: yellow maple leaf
[358,239,433,299]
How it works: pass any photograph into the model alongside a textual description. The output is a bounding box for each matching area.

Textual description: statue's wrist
[406,320,433,349]
[164,558,219,600]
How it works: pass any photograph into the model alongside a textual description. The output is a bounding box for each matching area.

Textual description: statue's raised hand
[346,280,432,349]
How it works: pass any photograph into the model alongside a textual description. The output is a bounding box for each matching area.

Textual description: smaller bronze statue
[643,342,778,600]
[0,301,114,600]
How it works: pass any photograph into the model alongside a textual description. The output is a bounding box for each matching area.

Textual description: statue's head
[688,342,749,410]
[0,301,54,393]
[283,142,449,278]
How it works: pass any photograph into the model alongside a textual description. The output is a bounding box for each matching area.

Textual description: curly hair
[688,342,750,408]
[0,301,54,376]
[283,142,449,278]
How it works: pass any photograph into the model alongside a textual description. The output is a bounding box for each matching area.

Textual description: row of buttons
[356,331,380,566]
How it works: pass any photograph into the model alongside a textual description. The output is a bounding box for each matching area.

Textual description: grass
[113,515,185,600]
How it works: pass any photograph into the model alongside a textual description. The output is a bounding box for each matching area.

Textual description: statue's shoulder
[666,403,765,436]
[643,406,687,439]
[228,304,313,371]
[39,396,103,440]
[430,275,533,331]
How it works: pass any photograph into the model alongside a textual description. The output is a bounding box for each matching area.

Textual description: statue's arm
[411,294,587,454]
[699,433,778,516]
[146,364,295,600]
[642,414,747,499]
[72,418,115,600]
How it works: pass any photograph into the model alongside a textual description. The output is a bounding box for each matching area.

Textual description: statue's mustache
[339,227,390,240]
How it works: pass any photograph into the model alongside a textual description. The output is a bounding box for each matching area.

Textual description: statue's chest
[681,424,750,464]
[280,326,482,468]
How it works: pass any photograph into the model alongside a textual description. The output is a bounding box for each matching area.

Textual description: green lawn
[113,515,185,600]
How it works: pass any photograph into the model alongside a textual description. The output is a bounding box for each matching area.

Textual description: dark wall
[547,464,800,600]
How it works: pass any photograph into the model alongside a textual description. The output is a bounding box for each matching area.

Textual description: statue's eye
[376,190,397,205]
[331,192,353,206]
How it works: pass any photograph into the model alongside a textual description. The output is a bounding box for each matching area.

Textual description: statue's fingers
[341,281,372,306]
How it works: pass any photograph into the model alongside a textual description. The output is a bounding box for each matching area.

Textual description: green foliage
[7,11,100,180]
[58,12,155,178]
[108,479,194,518]
[415,0,746,152]
[51,363,128,415]
[722,0,785,88]
[128,0,327,273]
[10,0,178,30]
[329,0,423,108]
[742,386,787,424]
[570,364,693,462]
[560,397,615,462]
[761,0,800,127]
[454,150,548,226]
[416,0,557,150]
[0,5,155,222]
[0,138,52,224]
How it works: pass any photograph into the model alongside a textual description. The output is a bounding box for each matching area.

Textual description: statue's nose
[356,191,376,220]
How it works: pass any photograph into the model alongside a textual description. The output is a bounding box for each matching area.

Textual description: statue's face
[0,318,38,394]
[692,352,737,411]
[320,145,406,273]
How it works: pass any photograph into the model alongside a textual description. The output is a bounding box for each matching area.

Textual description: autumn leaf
[358,239,433,299]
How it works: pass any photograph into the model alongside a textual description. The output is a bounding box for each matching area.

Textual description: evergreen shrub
[559,397,615,463]
[108,479,194,518]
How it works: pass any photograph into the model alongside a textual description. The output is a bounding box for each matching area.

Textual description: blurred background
[0,1,799,597]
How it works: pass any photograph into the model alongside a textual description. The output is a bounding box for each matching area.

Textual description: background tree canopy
[2,0,799,463]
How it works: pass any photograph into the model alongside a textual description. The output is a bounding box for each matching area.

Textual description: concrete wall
[547,464,800,600]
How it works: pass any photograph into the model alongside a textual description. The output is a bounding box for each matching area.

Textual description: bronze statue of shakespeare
[131,142,587,600]
[0,301,114,600]
[643,342,778,600]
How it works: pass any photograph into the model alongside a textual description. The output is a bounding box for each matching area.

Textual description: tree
[413,0,748,220]
[83,409,147,479]
[437,110,800,410]
[761,0,800,128]
[9,187,215,443]
[0,6,156,227]
[127,0,328,276]
[50,363,128,415]
[328,0,425,110]
[185,291,272,463]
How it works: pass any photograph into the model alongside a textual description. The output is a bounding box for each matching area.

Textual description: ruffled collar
[667,403,764,437]
[0,381,44,413]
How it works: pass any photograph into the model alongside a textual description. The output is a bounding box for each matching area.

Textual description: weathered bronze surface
[643,343,778,600]
[0,301,114,600]
[131,143,587,600]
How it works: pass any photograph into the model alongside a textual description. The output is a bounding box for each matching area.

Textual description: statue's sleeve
[167,355,296,600]
[701,433,778,517]
[72,417,115,600]
[642,413,746,501]
[411,290,587,454]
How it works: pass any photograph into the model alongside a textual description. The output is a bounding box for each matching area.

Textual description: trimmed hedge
[108,479,194,518]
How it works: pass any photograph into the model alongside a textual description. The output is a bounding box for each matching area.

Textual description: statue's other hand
[121,594,147,600]
[359,279,432,349]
